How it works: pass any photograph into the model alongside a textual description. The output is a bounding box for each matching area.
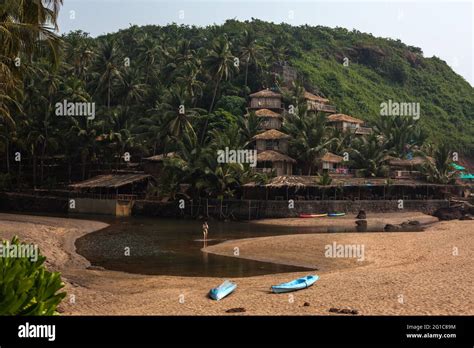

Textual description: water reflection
[75,216,422,277]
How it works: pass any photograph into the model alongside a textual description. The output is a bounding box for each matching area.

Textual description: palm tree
[175,65,204,106]
[421,143,457,184]
[63,30,95,80]
[137,33,161,83]
[118,67,148,107]
[133,112,171,156]
[349,133,390,177]
[153,85,203,138]
[201,36,238,143]
[96,105,136,170]
[374,116,427,158]
[238,111,261,146]
[283,110,337,175]
[265,36,292,66]
[0,0,63,133]
[92,38,123,109]
[1,0,63,60]
[239,30,263,90]
[209,122,245,150]
[69,117,97,180]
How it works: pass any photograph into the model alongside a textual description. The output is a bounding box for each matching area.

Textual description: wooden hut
[327,113,372,135]
[386,156,432,180]
[249,89,283,111]
[252,129,291,154]
[69,173,153,216]
[252,108,282,130]
[304,91,336,113]
[255,150,296,176]
[319,152,347,173]
[142,152,176,177]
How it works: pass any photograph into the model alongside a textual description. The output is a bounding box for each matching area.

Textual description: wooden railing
[308,102,336,113]
[252,168,275,174]
[354,126,373,135]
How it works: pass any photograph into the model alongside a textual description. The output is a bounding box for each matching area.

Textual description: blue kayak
[271,275,319,294]
[328,212,345,217]
[209,280,237,300]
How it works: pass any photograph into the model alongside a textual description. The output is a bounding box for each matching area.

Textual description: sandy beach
[252,212,438,228]
[0,212,472,315]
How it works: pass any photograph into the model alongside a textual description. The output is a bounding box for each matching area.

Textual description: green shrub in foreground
[0,236,67,315]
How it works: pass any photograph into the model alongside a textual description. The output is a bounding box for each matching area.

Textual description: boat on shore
[271,275,319,293]
[299,213,328,218]
[209,280,237,300]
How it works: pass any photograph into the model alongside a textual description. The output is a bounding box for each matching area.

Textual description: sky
[57,0,473,85]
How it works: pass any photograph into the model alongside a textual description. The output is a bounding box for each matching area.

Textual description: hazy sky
[58,0,473,85]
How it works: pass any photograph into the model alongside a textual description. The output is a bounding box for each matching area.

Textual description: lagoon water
[75,216,422,277]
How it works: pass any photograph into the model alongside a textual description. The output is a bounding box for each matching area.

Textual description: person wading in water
[202,221,209,240]
[202,221,209,249]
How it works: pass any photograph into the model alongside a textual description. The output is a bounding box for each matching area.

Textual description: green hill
[99,20,473,154]
[2,19,474,190]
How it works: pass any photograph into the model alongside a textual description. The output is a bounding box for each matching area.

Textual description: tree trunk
[107,79,111,109]
[82,157,86,180]
[68,160,72,183]
[33,155,37,190]
[6,138,10,174]
[208,78,220,113]
[201,78,220,145]
[40,141,46,185]
[17,157,21,192]
[244,59,249,89]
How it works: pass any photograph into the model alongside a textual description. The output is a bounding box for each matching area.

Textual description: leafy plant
[0,236,66,315]
[318,171,333,186]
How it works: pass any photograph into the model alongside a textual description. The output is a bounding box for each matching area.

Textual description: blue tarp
[460,173,474,180]
[452,163,466,171]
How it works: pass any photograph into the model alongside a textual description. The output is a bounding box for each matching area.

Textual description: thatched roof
[257,150,296,163]
[387,156,433,167]
[254,109,282,118]
[69,174,151,189]
[244,175,457,188]
[327,113,364,124]
[249,89,281,98]
[304,91,329,103]
[252,129,291,140]
[143,152,176,162]
[320,152,344,163]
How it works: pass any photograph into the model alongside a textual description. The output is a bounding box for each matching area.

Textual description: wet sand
[0,212,472,315]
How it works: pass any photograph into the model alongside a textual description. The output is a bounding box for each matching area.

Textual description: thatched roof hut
[386,156,434,167]
[257,150,296,163]
[327,114,364,124]
[304,91,329,103]
[253,109,282,118]
[244,175,459,188]
[320,152,344,163]
[249,89,282,98]
[69,174,151,189]
[252,129,291,140]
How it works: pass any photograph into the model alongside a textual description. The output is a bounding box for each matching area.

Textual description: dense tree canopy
[0,13,472,196]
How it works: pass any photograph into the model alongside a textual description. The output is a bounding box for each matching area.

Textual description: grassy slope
[291,33,473,155]
[109,21,474,155]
